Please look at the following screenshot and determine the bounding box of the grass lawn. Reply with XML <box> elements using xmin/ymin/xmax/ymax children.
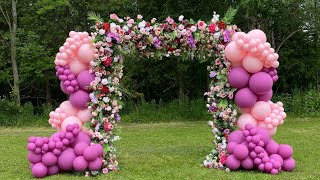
<box><xmin>0</xmin><ymin>117</ymin><xmax>319</xmax><ymax>180</ymax></box>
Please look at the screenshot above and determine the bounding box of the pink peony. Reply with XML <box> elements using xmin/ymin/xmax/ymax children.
<box><xmin>197</xmin><ymin>21</ymin><xmax>207</xmax><ymax>31</ymax></box>
<box><xmin>137</xmin><ymin>14</ymin><xmax>143</xmax><ymax>19</ymax></box>
<box><xmin>166</xmin><ymin>17</ymin><xmax>174</xmax><ymax>24</ymax></box>
<box><xmin>110</xmin><ymin>13</ymin><xmax>119</xmax><ymax>20</ymax></box>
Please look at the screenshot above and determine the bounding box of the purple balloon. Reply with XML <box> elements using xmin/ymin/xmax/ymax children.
<box><xmin>59</xmin><ymin>75</ymin><xmax>67</xmax><ymax>81</ymax></box>
<box><xmin>226</xmin><ymin>155</ymin><xmax>241</xmax><ymax>170</ymax></box>
<box><xmin>63</xmin><ymin>80</ymin><xmax>71</xmax><ymax>86</ymax></box>
<box><xmin>27</xmin><ymin>143</ymin><xmax>36</xmax><ymax>151</ymax></box>
<box><xmin>227</xmin><ymin>130</ymin><xmax>245</xmax><ymax>144</ymax></box>
<box><xmin>93</xmin><ymin>144</ymin><xmax>104</xmax><ymax>156</ymax></box>
<box><xmin>47</xmin><ymin>165</ymin><xmax>59</xmax><ymax>175</ymax></box>
<box><xmin>233</xmin><ymin>144</ymin><xmax>249</xmax><ymax>160</ymax></box>
<box><xmin>249</xmin><ymin>72</ymin><xmax>273</xmax><ymax>95</ymax></box>
<box><xmin>88</xmin><ymin>157</ymin><xmax>103</xmax><ymax>171</ymax></box>
<box><xmin>256</xmin><ymin>127</ymin><xmax>271</xmax><ymax>145</ymax></box>
<box><xmin>42</xmin><ymin>152</ymin><xmax>57</xmax><ymax>167</ymax></box>
<box><xmin>278</xmin><ymin>144</ymin><xmax>293</xmax><ymax>159</ymax></box>
<box><xmin>31</xmin><ymin>163</ymin><xmax>48</xmax><ymax>178</ymax></box>
<box><xmin>57</xmin><ymin>148</ymin><xmax>76</xmax><ymax>171</ymax></box>
<box><xmin>270</xmin><ymin>154</ymin><xmax>283</xmax><ymax>166</ymax></box>
<box><xmin>257</xmin><ymin>89</ymin><xmax>273</xmax><ymax>101</ymax></box>
<box><xmin>282</xmin><ymin>157</ymin><xmax>295</xmax><ymax>171</ymax></box>
<box><xmin>83</xmin><ymin>146</ymin><xmax>99</xmax><ymax>161</ymax></box>
<box><xmin>69</xmin><ymin>90</ymin><xmax>90</xmax><ymax>109</ymax></box>
<box><xmin>57</xmin><ymin>68</ymin><xmax>64</xmax><ymax>74</ymax></box>
<box><xmin>73</xmin><ymin>156</ymin><xmax>88</xmax><ymax>171</ymax></box>
<box><xmin>227</xmin><ymin>142</ymin><xmax>237</xmax><ymax>154</ymax></box>
<box><xmin>71</xmin><ymin>132</ymin><xmax>91</xmax><ymax>147</ymax></box>
<box><xmin>28</xmin><ymin>151</ymin><xmax>42</xmax><ymax>164</ymax></box>
<box><xmin>60</xmin><ymin>82</ymin><xmax>70</xmax><ymax>95</ymax></box>
<box><xmin>66</xmin><ymin>86</ymin><xmax>75</xmax><ymax>93</ymax></box>
<box><xmin>64</xmin><ymin>69</ymin><xmax>71</xmax><ymax>75</ymax></box>
<box><xmin>265</xmin><ymin>140</ymin><xmax>279</xmax><ymax>155</ymax></box>
<box><xmin>228</xmin><ymin>67</ymin><xmax>250</xmax><ymax>89</ymax></box>
<box><xmin>241</xmin><ymin>157</ymin><xmax>254</xmax><ymax>169</ymax></box>
<box><xmin>77</xmin><ymin>70</ymin><xmax>95</xmax><ymax>92</ymax></box>
<box><xmin>235</xmin><ymin>87</ymin><xmax>257</xmax><ymax>108</ymax></box>
<box><xmin>74</xmin><ymin>142</ymin><xmax>89</xmax><ymax>156</ymax></box>
<box><xmin>68</xmin><ymin>74</ymin><xmax>76</xmax><ymax>81</ymax></box>
<box><xmin>265</xmin><ymin>162</ymin><xmax>273</xmax><ymax>171</ymax></box>
<box><xmin>71</xmin><ymin>80</ymin><xmax>78</xmax><ymax>87</ymax></box>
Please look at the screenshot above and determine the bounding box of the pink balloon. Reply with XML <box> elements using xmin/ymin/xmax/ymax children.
<box><xmin>77</xmin><ymin>109</ymin><xmax>92</xmax><ymax>124</ymax></box>
<box><xmin>237</xmin><ymin>114</ymin><xmax>257</xmax><ymax>130</ymax></box>
<box><xmin>251</xmin><ymin>101</ymin><xmax>271</xmax><ymax>120</ymax></box>
<box><xmin>247</xmin><ymin>29</ymin><xmax>267</xmax><ymax>43</ymax></box>
<box><xmin>69</xmin><ymin>60</ymin><xmax>89</xmax><ymax>76</ymax></box>
<box><xmin>231</xmin><ymin>61</ymin><xmax>242</xmax><ymax>68</ymax></box>
<box><xmin>59</xmin><ymin>101</ymin><xmax>78</xmax><ymax>116</ymax></box>
<box><xmin>78</xmin><ymin>44</ymin><xmax>95</xmax><ymax>64</ymax></box>
<box><xmin>232</xmin><ymin>32</ymin><xmax>246</xmax><ymax>41</ymax></box>
<box><xmin>69</xmin><ymin>90</ymin><xmax>90</xmax><ymax>109</ymax></box>
<box><xmin>61</xmin><ymin>116</ymin><xmax>82</xmax><ymax>132</ymax></box>
<box><xmin>240</xmin><ymin>108</ymin><xmax>251</xmax><ymax>114</ymax></box>
<box><xmin>257</xmin><ymin>121</ymin><xmax>277</xmax><ymax>136</ymax></box>
<box><xmin>242</xmin><ymin>55</ymin><xmax>263</xmax><ymax>73</ymax></box>
<box><xmin>224</xmin><ymin>41</ymin><xmax>246</xmax><ymax>63</ymax></box>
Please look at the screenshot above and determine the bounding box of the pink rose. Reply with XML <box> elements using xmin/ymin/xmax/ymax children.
<box><xmin>110</xmin><ymin>13</ymin><xmax>119</xmax><ymax>20</ymax></box>
<box><xmin>137</xmin><ymin>14</ymin><xmax>143</xmax><ymax>19</ymax></box>
<box><xmin>166</xmin><ymin>17</ymin><xmax>174</xmax><ymax>24</ymax></box>
<box><xmin>197</xmin><ymin>21</ymin><xmax>207</xmax><ymax>31</ymax></box>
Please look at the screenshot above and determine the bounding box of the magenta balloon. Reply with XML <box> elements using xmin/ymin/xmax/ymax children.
<box><xmin>226</xmin><ymin>155</ymin><xmax>241</xmax><ymax>170</ymax></box>
<box><xmin>93</xmin><ymin>144</ymin><xmax>104</xmax><ymax>156</ymax></box>
<box><xmin>74</xmin><ymin>142</ymin><xmax>89</xmax><ymax>156</ymax></box>
<box><xmin>228</xmin><ymin>67</ymin><xmax>250</xmax><ymax>89</ymax></box>
<box><xmin>282</xmin><ymin>157</ymin><xmax>295</xmax><ymax>171</ymax></box>
<box><xmin>57</xmin><ymin>148</ymin><xmax>76</xmax><ymax>171</ymax></box>
<box><xmin>270</xmin><ymin>154</ymin><xmax>284</xmax><ymax>166</ymax></box>
<box><xmin>60</xmin><ymin>82</ymin><xmax>70</xmax><ymax>95</ymax></box>
<box><xmin>241</xmin><ymin>157</ymin><xmax>254</xmax><ymax>169</ymax></box>
<box><xmin>83</xmin><ymin>146</ymin><xmax>99</xmax><ymax>161</ymax></box>
<box><xmin>233</xmin><ymin>144</ymin><xmax>249</xmax><ymax>160</ymax></box>
<box><xmin>278</xmin><ymin>144</ymin><xmax>293</xmax><ymax>159</ymax></box>
<box><xmin>88</xmin><ymin>157</ymin><xmax>103</xmax><ymax>171</ymax></box>
<box><xmin>27</xmin><ymin>143</ymin><xmax>36</xmax><ymax>151</ymax></box>
<box><xmin>77</xmin><ymin>70</ymin><xmax>95</xmax><ymax>92</ymax></box>
<box><xmin>73</xmin><ymin>156</ymin><xmax>88</xmax><ymax>171</ymax></box>
<box><xmin>235</xmin><ymin>88</ymin><xmax>257</xmax><ymax>108</ymax></box>
<box><xmin>257</xmin><ymin>89</ymin><xmax>273</xmax><ymax>101</ymax></box>
<box><xmin>71</xmin><ymin>132</ymin><xmax>91</xmax><ymax>147</ymax></box>
<box><xmin>31</xmin><ymin>163</ymin><xmax>48</xmax><ymax>178</ymax></box>
<box><xmin>28</xmin><ymin>151</ymin><xmax>42</xmax><ymax>164</ymax></box>
<box><xmin>265</xmin><ymin>140</ymin><xmax>279</xmax><ymax>155</ymax></box>
<box><xmin>42</xmin><ymin>152</ymin><xmax>57</xmax><ymax>167</ymax></box>
<box><xmin>256</xmin><ymin>127</ymin><xmax>271</xmax><ymax>144</ymax></box>
<box><xmin>249</xmin><ymin>72</ymin><xmax>273</xmax><ymax>95</ymax></box>
<box><xmin>227</xmin><ymin>141</ymin><xmax>238</xmax><ymax>154</ymax></box>
<box><xmin>69</xmin><ymin>90</ymin><xmax>90</xmax><ymax>109</ymax></box>
<box><xmin>227</xmin><ymin>130</ymin><xmax>245</xmax><ymax>144</ymax></box>
<box><xmin>47</xmin><ymin>165</ymin><xmax>59</xmax><ymax>175</ymax></box>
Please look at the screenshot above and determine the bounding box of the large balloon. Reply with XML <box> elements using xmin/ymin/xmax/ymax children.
<box><xmin>237</xmin><ymin>113</ymin><xmax>257</xmax><ymax>130</ymax></box>
<box><xmin>242</xmin><ymin>55</ymin><xmax>263</xmax><ymax>73</ymax></box>
<box><xmin>247</xmin><ymin>29</ymin><xmax>267</xmax><ymax>43</ymax></box>
<box><xmin>235</xmin><ymin>88</ymin><xmax>257</xmax><ymax>108</ymax></box>
<box><xmin>77</xmin><ymin>109</ymin><xmax>92</xmax><ymax>124</ymax></box>
<box><xmin>69</xmin><ymin>90</ymin><xmax>90</xmax><ymax>109</ymax></box>
<box><xmin>59</xmin><ymin>101</ymin><xmax>78</xmax><ymax>116</ymax></box>
<box><xmin>228</xmin><ymin>67</ymin><xmax>250</xmax><ymax>89</ymax></box>
<box><xmin>257</xmin><ymin>89</ymin><xmax>273</xmax><ymax>101</ymax></box>
<box><xmin>31</xmin><ymin>163</ymin><xmax>48</xmax><ymax>178</ymax></box>
<box><xmin>224</xmin><ymin>41</ymin><xmax>246</xmax><ymax>63</ymax></box>
<box><xmin>76</xmin><ymin>70</ymin><xmax>95</xmax><ymax>92</ymax></box>
<box><xmin>69</xmin><ymin>60</ymin><xmax>89</xmax><ymax>76</ymax></box>
<box><xmin>78</xmin><ymin>44</ymin><xmax>95</xmax><ymax>64</ymax></box>
<box><xmin>251</xmin><ymin>101</ymin><xmax>271</xmax><ymax>120</ymax></box>
<box><xmin>249</xmin><ymin>72</ymin><xmax>273</xmax><ymax>95</ymax></box>
<box><xmin>57</xmin><ymin>148</ymin><xmax>76</xmax><ymax>171</ymax></box>
<box><xmin>61</xmin><ymin>116</ymin><xmax>82</xmax><ymax>132</ymax></box>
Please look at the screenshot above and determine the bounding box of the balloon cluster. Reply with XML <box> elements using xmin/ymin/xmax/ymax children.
<box><xmin>226</xmin><ymin>124</ymin><xmax>295</xmax><ymax>174</ymax></box>
<box><xmin>48</xmin><ymin>101</ymin><xmax>92</xmax><ymax>131</ymax></box>
<box><xmin>27</xmin><ymin>124</ymin><xmax>103</xmax><ymax>178</ymax></box>
<box><xmin>56</xmin><ymin>65</ymin><xmax>79</xmax><ymax>94</ymax></box>
<box><xmin>262</xmin><ymin>68</ymin><xmax>278</xmax><ymax>83</ymax></box>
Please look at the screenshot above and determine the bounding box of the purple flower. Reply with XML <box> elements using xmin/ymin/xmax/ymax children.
<box><xmin>153</xmin><ymin>36</ymin><xmax>161</xmax><ymax>48</ymax></box>
<box><xmin>223</xmin><ymin>30</ymin><xmax>230</xmax><ymax>43</ymax></box>
<box><xmin>107</xmin><ymin>32</ymin><xmax>120</xmax><ymax>43</ymax></box>
<box><xmin>115</xmin><ymin>113</ymin><xmax>121</xmax><ymax>122</ymax></box>
<box><xmin>223</xmin><ymin>129</ymin><xmax>230</xmax><ymax>134</ymax></box>
<box><xmin>187</xmin><ymin>35</ymin><xmax>196</xmax><ymax>48</ymax></box>
<box><xmin>209</xmin><ymin>71</ymin><xmax>217</xmax><ymax>78</ymax></box>
<box><xmin>89</xmin><ymin>93</ymin><xmax>98</xmax><ymax>104</ymax></box>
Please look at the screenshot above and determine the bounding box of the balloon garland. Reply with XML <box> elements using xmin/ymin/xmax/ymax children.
<box><xmin>27</xmin><ymin>12</ymin><xmax>295</xmax><ymax>178</ymax></box>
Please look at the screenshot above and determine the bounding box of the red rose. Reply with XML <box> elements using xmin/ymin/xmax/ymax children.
<box><xmin>218</xmin><ymin>21</ymin><xmax>226</xmax><ymax>29</ymax></box>
<box><xmin>219</xmin><ymin>155</ymin><xmax>227</xmax><ymax>164</ymax></box>
<box><xmin>208</xmin><ymin>23</ymin><xmax>216</xmax><ymax>33</ymax></box>
<box><xmin>101</xmin><ymin>86</ymin><xmax>110</xmax><ymax>94</ymax></box>
<box><xmin>103</xmin><ymin>22</ymin><xmax>110</xmax><ymax>31</ymax></box>
<box><xmin>103</xmin><ymin>122</ymin><xmax>111</xmax><ymax>132</ymax></box>
<box><xmin>103</xmin><ymin>57</ymin><xmax>112</xmax><ymax>67</ymax></box>
<box><xmin>146</xmin><ymin>22</ymin><xmax>150</xmax><ymax>27</ymax></box>
<box><xmin>168</xmin><ymin>46</ymin><xmax>175</xmax><ymax>51</ymax></box>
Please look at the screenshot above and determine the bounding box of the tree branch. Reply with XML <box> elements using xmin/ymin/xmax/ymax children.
<box><xmin>0</xmin><ymin>4</ymin><xmax>12</xmax><ymax>30</ymax></box>
<box><xmin>276</xmin><ymin>29</ymin><xmax>301</xmax><ymax>53</ymax></box>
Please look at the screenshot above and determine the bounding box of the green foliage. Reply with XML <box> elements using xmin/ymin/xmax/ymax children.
<box><xmin>222</xmin><ymin>7</ymin><xmax>238</xmax><ymax>24</ymax></box>
<box><xmin>87</xmin><ymin>11</ymin><xmax>103</xmax><ymax>23</ymax></box>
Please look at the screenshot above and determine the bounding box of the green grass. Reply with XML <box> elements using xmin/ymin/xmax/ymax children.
<box><xmin>0</xmin><ymin>117</ymin><xmax>319</xmax><ymax>180</ymax></box>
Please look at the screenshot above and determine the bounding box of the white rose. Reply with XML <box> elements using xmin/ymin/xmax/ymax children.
<box><xmin>178</xmin><ymin>15</ymin><xmax>184</xmax><ymax>21</ymax></box>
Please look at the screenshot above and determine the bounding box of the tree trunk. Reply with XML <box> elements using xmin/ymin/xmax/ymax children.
<box><xmin>11</xmin><ymin>0</ymin><xmax>20</xmax><ymax>106</ymax></box>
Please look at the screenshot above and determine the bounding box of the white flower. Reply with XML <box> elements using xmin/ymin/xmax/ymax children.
<box><xmin>190</xmin><ymin>26</ymin><xmax>197</xmax><ymax>32</ymax></box>
<box><xmin>208</xmin><ymin>121</ymin><xmax>214</xmax><ymax>126</ymax></box>
<box><xmin>106</xmin><ymin>36</ymin><xmax>112</xmax><ymax>43</ymax></box>
<box><xmin>103</xmin><ymin>97</ymin><xmax>110</xmax><ymax>103</ymax></box>
<box><xmin>140</xmin><ymin>28</ymin><xmax>146</xmax><ymax>34</ymax></box>
<box><xmin>110</xmin><ymin>22</ymin><xmax>117</xmax><ymax>29</ymax></box>
<box><xmin>101</xmin><ymin>78</ymin><xmax>108</xmax><ymax>85</ymax></box>
<box><xmin>118</xmin><ymin>18</ymin><xmax>124</xmax><ymax>23</ymax></box>
<box><xmin>180</xmin><ymin>29</ymin><xmax>187</xmax><ymax>36</ymax></box>
<box><xmin>178</xmin><ymin>15</ymin><xmax>184</xmax><ymax>21</ymax></box>
<box><xmin>109</xmin><ymin>87</ymin><xmax>115</xmax><ymax>92</ymax></box>
<box><xmin>106</xmin><ymin>106</ymin><xmax>112</xmax><ymax>111</ymax></box>
<box><xmin>99</xmin><ymin>29</ymin><xmax>105</xmax><ymax>35</ymax></box>
<box><xmin>214</xmin><ymin>32</ymin><xmax>220</xmax><ymax>39</ymax></box>
<box><xmin>211</xmin><ymin>12</ymin><xmax>220</xmax><ymax>23</ymax></box>
<box><xmin>122</xmin><ymin>25</ymin><xmax>129</xmax><ymax>32</ymax></box>
<box><xmin>138</xmin><ymin>20</ymin><xmax>146</xmax><ymax>28</ymax></box>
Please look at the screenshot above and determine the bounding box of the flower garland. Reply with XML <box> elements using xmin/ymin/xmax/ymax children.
<box><xmin>87</xmin><ymin>9</ymin><xmax>238</xmax><ymax>175</ymax></box>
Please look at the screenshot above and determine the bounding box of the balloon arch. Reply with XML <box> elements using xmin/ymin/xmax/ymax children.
<box><xmin>27</xmin><ymin>11</ymin><xmax>295</xmax><ymax>178</ymax></box>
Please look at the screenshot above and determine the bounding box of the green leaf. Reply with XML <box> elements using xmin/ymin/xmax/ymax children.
<box><xmin>88</xmin><ymin>11</ymin><xmax>103</xmax><ymax>23</ymax></box>
<box><xmin>222</xmin><ymin>7</ymin><xmax>238</xmax><ymax>24</ymax></box>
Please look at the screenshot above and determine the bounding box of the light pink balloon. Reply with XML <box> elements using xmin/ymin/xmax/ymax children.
<box><xmin>59</xmin><ymin>101</ymin><xmax>78</xmax><ymax>116</ymax></box>
<box><xmin>78</xmin><ymin>44</ymin><xmax>95</xmax><ymax>64</ymax></box>
<box><xmin>251</xmin><ymin>101</ymin><xmax>272</xmax><ymax>120</ymax></box>
<box><xmin>69</xmin><ymin>60</ymin><xmax>89</xmax><ymax>76</ymax></box>
<box><xmin>248</xmin><ymin>29</ymin><xmax>267</xmax><ymax>43</ymax></box>
<box><xmin>257</xmin><ymin>121</ymin><xmax>277</xmax><ymax>136</ymax></box>
<box><xmin>242</xmin><ymin>55</ymin><xmax>263</xmax><ymax>73</ymax></box>
<box><xmin>61</xmin><ymin>116</ymin><xmax>82</xmax><ymax>132</ymax></box>
<box><xmin>232</xmin><ymin>32</ymin><xmax>246</xmax><ymax>41</ymax></box>
<box><xmin>77</xmin><ymin>109</ymin><xmax>92</xmax><ymax>124</ymax></box>
<box><xmin>224</xmin><ymin>41</ymin><xmax>246</xmax><ymax>63</ymax></box>
<box><xmin>237</xmin><ymin>114</ymin><xmax>257</xmax><ymax>130</ymax></box>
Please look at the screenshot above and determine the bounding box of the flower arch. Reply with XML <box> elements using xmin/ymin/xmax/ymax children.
<box><xmin>27</xmin><ymin>9</ymin><xmax>295</xmax><ymax>178</ymax></box>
